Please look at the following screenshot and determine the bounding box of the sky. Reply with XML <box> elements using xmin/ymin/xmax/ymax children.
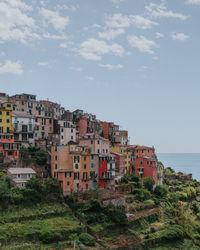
<box><xmin>0</xmin><ymin>0</ymin><xmax>200</xmax><ymax>153</ymax></box>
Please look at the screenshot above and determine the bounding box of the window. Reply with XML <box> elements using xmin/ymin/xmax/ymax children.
<box><xmin>67</xmin><ymin>181</ymin><xmax>70</xmax><ymax>186</ymax></box>
<box><xmin>84</xmin><ymin>156</ymin><xmax>86</xmax><ymax>161</ymax></box>
<box><xmin>29</xmin><ymin>124</ymin><xmax>32</xmax><ymax>131</ymax></box>
<box><xmin>97</xmin><ymin>140</ymin><xmax>100</xmax><ymax>144</ymax></box>
<box><xmin>0</xmin><ymin>119</ymin><xmax>2</xmax><ymax>122</ymax></box>
<box><xmin>91</xmin><ymin>163</ymin><xmax>94</xmax><ymax>168</ymax></box>
<box><xmin>35</xmin><ymin>133</ymin><xmax>37</xmax><ymax>137</ymax></box>
<box><xmin>91</xmin><ymin>155</ymin><xmax>94</xmax><ymax>160</ymax></box>
<box><xmin>71</xmin><ymin>129</ymin><xmax>73</xmax><ymax>133</ymax></box>
<box><xmin>0</xmin><ymin>127</ymin><xmax>3</xmax><ymax>133</ymax></box>
<box><xmin>42</xmin><ymin>126</ymin><xmax>45</xmax><ymax>130</ymax></box>
<box><xmin>91</xmin><ymin>140</ymin><xmax>93</xmax><ymax>144</ymax></box>
<box><xmin>7</xmin><ymin>127</ymin><xmax>10</xmax><ymax>133</ymax></box>
<box><xmin>75</xmin><ymin>164</ymin><xmax>78</xmax><ymax>169</ymax></box>
<box><xmin>74</xmin><ymin>172</ymin><xmax>79</xmax><ymax>180</ymax></box>
<box><xmin>49</xmin><ymin>119</ymin><xmax>52</xmax><ymax>124</ymax></box>
<box><xmin>8</xmin><ymin>151</ymin><xmax>13</xmax><ymax>156</ymax></box>
<box><xmin>6</xmin><ymin>119</ymin><xmax>10</xmax><ymax>123</ymax></box>
<box><xmin>65</xmin><ymin>172</ymin><xmax>71</xmax><ymax>178</ymax></box>
<box><xmin>55</xmin><ymin>164</ymin><xmax>57</xmax><ymax>169</ymax></box>
<box><xmin>86</xmin><ymin>184</ymin><xmax>88</xmax><ymax>190</ymax></box>
<box><xmin>7</xmin><ymin>104</ymin><xmax>11</xmax><ymax>108</ymax></box>
<box><xmin>77</xmin><ymin>156</ymin><xmax>80</xmax><ymax>162</ymax></box>
<box><xmin>103</xmin><ymin>149</ymin><xmax>105</xmax><ymax>153</ymax></box>
<box><xmin>0</xmin><ymin>111</ymin><xmax>2</xmax><ymax>115</ymax></box>
<box><xmin>84</xmin><ymin>164</ymin><xmax>86</xmax><ymax>169</ymax></box>
<box><xmin>55</xmin><ymin>156</ymin><xmax>57</xmax><ymax>160</ymax></box>
<box><xmin>140</xmin><ymin>161</ymin><xmax>143</xmax><ymax>165</ymax></box>
<box><xmin>6</xmin><ymin>112</ymin><xmax>9</xmax><ymax>116</ymax></box>
<box><xmin>71</xmin><ymin>136</ymin><xmax>73</xmax><ymax>140</ymax></box>
<box><xmin>97</xmin><ymin>149</ymin><xmax>100</xmax><ymax>154</ymax></box>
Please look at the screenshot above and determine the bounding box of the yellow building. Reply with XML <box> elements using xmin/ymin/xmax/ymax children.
<box><xmin>0</xmin><ymin>102</ymin><xmax>13</xmax><ymax>133</ymax></box>
<box><xmin>111</xmin><ymin>145</ymin><xmax>131</xmax><ymax>174</ymax></box>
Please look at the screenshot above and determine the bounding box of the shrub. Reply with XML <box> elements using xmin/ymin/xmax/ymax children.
<box><xmin>133</xmin><ymin>188</ymin><xmax>151</xmax><ymax>201</ymax></box>
<box><xmin>143</xmin><ymin>177</ymin><xmax>155</xmax><ymax>192</ymax></box>
<box><xmin>154</xmin><ymin>185</ymin><xmax>168</xmax><ymax>198</ymax></box>
<box><xmin>79</xmin><ymin>233</ymin><xmax>95</xmax><ymax>246</ymax></box>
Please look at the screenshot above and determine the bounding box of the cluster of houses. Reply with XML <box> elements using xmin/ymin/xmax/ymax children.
<box><xmin>0</xmin><ymin>93</ymin><xmax>164</xmax><ymax>194</ymax></box>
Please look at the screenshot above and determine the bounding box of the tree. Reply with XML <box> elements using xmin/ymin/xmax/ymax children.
<box><xmin>143</xmin><ymin>177</ymin><xmax>155</xmax><ymax>192</ymax></box>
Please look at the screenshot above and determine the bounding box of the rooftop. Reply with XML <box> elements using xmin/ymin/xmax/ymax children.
<box><xmin>7</xmin><ymin>168</ymin><xmax>36</xmax><ymax>175</ymax></box>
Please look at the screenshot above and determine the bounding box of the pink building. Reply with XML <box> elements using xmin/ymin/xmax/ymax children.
<box><xmin>79</xmin><ymin>133</ymin><xmax>110</xmax><ymax>155</ymax></box>
<box><xmin>0</xmin><ymin>134</ymin><xmax>20</xmax><ymax>158</ymax></box>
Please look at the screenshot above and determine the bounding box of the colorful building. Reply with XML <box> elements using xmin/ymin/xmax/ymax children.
<box><xmin>0</xmin><ymin>133</ymin><xmax>20</xmax><ymax>159</ymax></box>
<box><xmin>99</xmin><ymin>155</ymin><xmax>116</xmax><ymax>189</ymax></box>
<box><xmin>79</xmin><ymin>133</ymin><xmax>110</xmax><ymax>155</ymax></box>
<box><xmin>51</xmin><ymin>143</ymin><xmax>91</xmax><ymax>195</ymax></box>
<box><xmin>0</xmin><ymin>102</ymin><xmax>13</xmax><ymax>134</ymax></box>
<box><xmin>134</xmin><ymin>157</ymin><xmax>163</xmax><ymax>184</ymax></box>
<box><xmin>111</xmin><ymin>145</ymin><xmax>131</xmax><ymax>174</ymax></box>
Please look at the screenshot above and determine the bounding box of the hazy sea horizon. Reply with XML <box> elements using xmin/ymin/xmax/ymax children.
<box><xmin>157</xmin><ymin>153</ymin><xmax>200</xmax><ymax>181</ymax></box>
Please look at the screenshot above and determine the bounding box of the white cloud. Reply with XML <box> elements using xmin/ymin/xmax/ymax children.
<box><xmin>4</xmin><ymin>0</ymin><xmax>33</xmax><ymax>11</ymax></box>
<box><xmin>145</xmin><ymin>2</ymin><xmax>188</xmax><ymax>20</ymax></box>
<box><xmin>98</xmin><ymin>29</ymin><xmax>125</xmax><ymax>40</ymax></box>
<box><xmin>127</xmin><ymin>35</ymin><xmax>159</xmax><ymax>54</ymax></box>
<box><xmin>59</xmin><ymin>41</ymin><xmax>74</xmax><ymax>48</ymax></box>
<box><xmin>0</xmin><ymin>0</ymin><xmax>40</xmax><ymax>43</ymax></box>
<box><xmin>171</xmin><ymin>32</ymin><xmax>190</xmax><ymax>41</ymax></box>
<box><xmin>186</xmin><ymin>0</ymin><xmax>200</xmax><ymax>4</ymax></box>
<box><xmin>105</xmin><ymin>13</ymin><xmax>158</xmax><ymax>30</ymax></box>
<box><xmin>69</xmin><ymin>66</ymin><xmax>83</xmax><ymax>72</ymax></box>
<box><xmin>40</xmin><ymin>7</ymin><xmax>69</xmax><ymax>32</ymax></box>
<box><xmin>38</xmin><ymin>61</ymin><xmax>49</xmax><ymax>67</ymax></box>
<box><xmin>99</xmin><ymin>63</ymin><xmax>123</xmax><ymax>70</ymax></box>
<box><xmin>43</xmin><ymin>33</ymin><xmax>68</xmax><ymax>40</ymax></box>
<box><xmin>156</xmin><ymin>32</ymin><xmax>164</xmax><ymax>39</ymax></box>
<box><xmin>79</xmin><ymin>38</ymin><xmax>124</xmax><ymax>61</ymax></box>
<box><xmin>0</xmin><ymin>60</ymin><xmax>23</xmax><ymax>75</ymax></box>
<box><xmin>86</xmin><ymin>76</ymin><xmax>94</xmax><ymax>81</ymax></box>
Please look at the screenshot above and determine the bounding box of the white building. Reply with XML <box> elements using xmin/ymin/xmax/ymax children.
<box><xmin>7</xmin><ymin>168</ymin><xmax>36</xmax><ymax>187</ymax></box>
<box><xmin>58</xmin><ymin>120</ymin><xmax>77</xmax><ymax>145</ymax></box>
<box><xmin>12</xmin><ymin>115</ymin><xmax>39</xmax><ymax>146</ymax></box>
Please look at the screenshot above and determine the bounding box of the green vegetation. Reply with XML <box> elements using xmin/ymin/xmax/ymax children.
<box><xmin>79</xmin><ymin>233</ymin><xmax>96</xmax><ymax>246</ymax></box>
<box><xmin>20</xmin><ymin>146</ymin><xmax>47</xmax><ymax>166</ymax></box>
<box><xmin>2</xmin><ymin>167</ymin><xmax>200</xmax><ymax>249</ymax></box>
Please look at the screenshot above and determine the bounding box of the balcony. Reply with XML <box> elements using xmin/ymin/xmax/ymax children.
<box><xmin>100</xmin><ymin>175</ymin><xmax>114</xmax><ymax>180</ymax></box>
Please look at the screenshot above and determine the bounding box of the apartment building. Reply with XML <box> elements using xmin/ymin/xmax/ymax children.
<box><xmin>51</xmin><ymin>143</ymin><xmax>91</xmax><ymax>195</ymax></box>
<box><xmin>0</xmin><ymin>102</ymin><xmax>13</xmax><ymax>134</ymax></box>
<box><xmin>79</xmin><ymin>133</ymin><xmax>110</xmax><ymax>155</ymax></box>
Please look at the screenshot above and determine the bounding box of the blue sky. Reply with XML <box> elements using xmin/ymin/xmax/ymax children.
<box><xmin>0</xmin><ymin>0</ymin><xmax>200</xmax><ymax>153</ymax></box>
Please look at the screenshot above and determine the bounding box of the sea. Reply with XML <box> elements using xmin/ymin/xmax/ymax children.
<box><xmin>157</xmin><ymin>153</ymin><xmax>200</xmax><ymax>181</ymax></box>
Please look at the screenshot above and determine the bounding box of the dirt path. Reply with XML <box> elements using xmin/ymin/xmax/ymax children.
<box><xmin>128</xmin><ymin>207</ymin><xmax>159</xmax><ymax>221</ymax></box>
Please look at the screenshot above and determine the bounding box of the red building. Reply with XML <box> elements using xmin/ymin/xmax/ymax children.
<box><xmin>134</xmin><ymin>146</ymin><xmax>155</xmax><ymax>158</ymax></box>
<box><xmin>99</xmin><ymin>156</ymin><xmax>108</xmax><ymax>189</ymax></box>
<box><xmin>134</xmin><ymin>157</ymin><xmax>158</xmax><ymax>183</ymax></box>
<box><xmin>0</xmin><ymin>134</ymin><xmax>20</xmax><ymax>159</ymax></box>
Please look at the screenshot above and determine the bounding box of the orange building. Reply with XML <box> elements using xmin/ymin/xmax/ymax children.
<box><xmin>51</xmin><ymin>143</ymin><xmax>91</xmax><ymax>195</ymax></box>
